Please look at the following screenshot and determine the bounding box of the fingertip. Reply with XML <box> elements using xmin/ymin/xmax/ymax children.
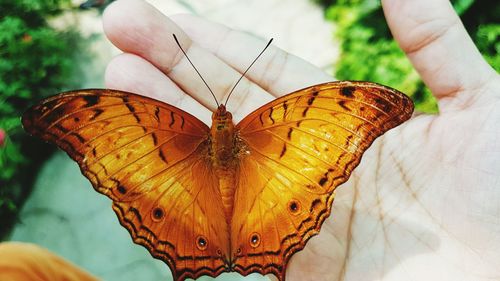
<box><xmin>382</xmin><ymin>0</ymin><xmax>456</xmax><ymax>56</ymax></box>
<box><xmin>104</xmin><ymin>53</ymin><xmax>133</xmax><ymax>89</ymax></box>
<box><xmin>382</xmin><ymin>0</ymin><xmax>496</xmax><ymax>107</ymax></box>
<box><xmin>103</xmin><ymin>0</ymin><xmax>148</xmax><ymax>53</ymax></box>
<box><xmin>102</xmin><ymin>0</ymin><xmax>147</xmax><ymax>41</ymax></box>
<box><xmin>102</xmin><ymin>0</ymin><xmax>188</xmax><ymax>72</ymax></box>
<box><xmin>104</xmin><ymin>53</ymin><xmax>169</xmax><ymax>99</ymax></box>
<box><xmin>101</xmin><ymin>0</ymin><xmax>122</xmax><ymax>22</ymax></box>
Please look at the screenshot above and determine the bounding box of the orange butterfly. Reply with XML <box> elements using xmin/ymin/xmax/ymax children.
<box><xmin>22</xmin><ymin>38</ymin><xmax>413</xmax><ymax>281</ymax></box>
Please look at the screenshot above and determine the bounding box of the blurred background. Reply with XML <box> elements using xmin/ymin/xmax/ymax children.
<box><xmin>0</xmin><ymin>0</ymin><xmax>498</xmax><ymax>280</ymax></box>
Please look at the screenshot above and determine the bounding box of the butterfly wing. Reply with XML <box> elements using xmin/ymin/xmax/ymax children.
<box><xmin>231</xmin><ymin>81</ymin><xmax>414</xmax><ymax>280</ymax></box>
<box><xmin>22</xmin><ymin>90</ymin><xmax>230</xmax><ymax>281</ymax></box>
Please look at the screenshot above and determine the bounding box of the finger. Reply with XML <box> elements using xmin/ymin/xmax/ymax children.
<box><xmin>105</xmin><ymin>53</ymin><xmax>212</xmax><ymax>124</ymax></box>
<box><xmin>170</xmin><ymin>14</ymin><xmax>333</xmax><ymax>97</ymax></box>
<box><xmin>382</xmin><ymin>0</ymin><xmax>498</xmax><ymax>109</ymax></box>
<box><xmin>102</xmin><ymin>0</ymin><xmax>274</xmax><ymax>121</ymax></box>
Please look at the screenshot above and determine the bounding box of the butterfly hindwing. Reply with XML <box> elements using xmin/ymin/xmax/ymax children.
<box><xmin>231</xmin><ymin>81</ymin><xmax>414</xmax><ymax>278</ymax></box>
<box><xmin>22</xmin><ymin>89</ymin><xmax>230</xmax><ymax>281</ymax></box>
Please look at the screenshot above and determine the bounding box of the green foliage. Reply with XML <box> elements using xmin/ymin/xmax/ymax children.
<box><xmin>476</xmin><ymin>24</ymin><xmax>500</xmax><ymax>68</ymax></box>
<box><xmin>0</xmin><ymin>0</ymin><xmax>86</xmax><ymax>239</ymax></box>
<box><xmin>322</xmin><ymin>0</ymin><xmax>499</xmax><ymax>113</ymax></box>
<box><xmin>460</xmin><ymin>1</ymin><xmax>500</xmax><ymax>70</ymax></box>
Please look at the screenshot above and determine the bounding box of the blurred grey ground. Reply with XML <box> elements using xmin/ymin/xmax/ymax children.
<box><xmin>9</xmin><ymin>0</ymin><xmax>337</xmax><ymax>280</ymax></box>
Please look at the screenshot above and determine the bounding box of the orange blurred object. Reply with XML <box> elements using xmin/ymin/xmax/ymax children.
<box><xmin>0</xmin><ymin>242</ymin><xmax>99</xmax><ymax>281</ymax></box>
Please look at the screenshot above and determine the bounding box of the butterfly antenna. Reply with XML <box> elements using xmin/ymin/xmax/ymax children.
<box><xmin>224</xmin><ymin>38</ymin><xmax>274</xmax><ymax>107</ymax></box>
<box><xmin>173</xmin><ymin>34</ymin><xmax>219</xmax><ymax>107</ymax></box>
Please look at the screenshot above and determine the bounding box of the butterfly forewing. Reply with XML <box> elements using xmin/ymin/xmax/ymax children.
<box><xmin>22</xmin><ymin>89</ymin><xmax>230</xmax><ymax>281</ymax></box>
<box><xmin>231</xmin><ymin>81</ymin><xmax>413</xmax><ymax>279</ymax></box>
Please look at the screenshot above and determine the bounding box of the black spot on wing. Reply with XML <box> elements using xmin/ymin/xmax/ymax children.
<box><xmin>269</xmin><ymin>107</ymin><xmax>275</xmax><ymax>124</ymax></box>
<box><xmin>302</xmin><ymin>107</ymin><xmax>309</xmax><ymax>117</ymax></box>
<box><xmin>118</xmin><ymin>185</ymin><xmax>127</xmax><ymax>194</ymax></box>
<box><xmin>159</xmin><ymin>149</ymin><xmax>167</xmax><ymax>163</ymax></box>
<box><xmin>310</xmin><ymin>198</ymin><xmax>322</xmax><ymax>212</ymax></box>
<box><xmin>307</xmin><ymin>91</ymin><xmax>318</xmax><ymax>105</ymax></box>
<box><xmin>124</xmin><ymin>100</ymin><xmax>135</xmax><ymax>112</ymax></box>
<box><xmin>55</xmin><ymin>124</ymin><xmax>69</xmax><ymax>133</ymax></box>
<box><xmin>374</xmin><ymin>98</ymin><xmax>391</xmax><ymax>112</ymax></box>
<box><xmin>90</xmin><ymin>108</ymin><xmax>104</xmax><ymax>121</ymax></box>
<box><xmin>302</xmin><ymin>91</ymin><xmax>319</xmax><ymax>117</ymax></box>
<box><xmin>122</xmin><ymin>97</ymin><xmax>141</xmax><ymax>122</ymax></box>
<box><xmin>279</xmin><ymin>144</ymin><xmax>287</xmax><ymax>158</ymax></box>
<box><xmin>318</xmin><ymin>177</ymin><xmax>328</xmax><ymax>186</ymax></box>
<box><xmin>402</xmin><ymin>96</ymin><xmax>409</xmax><ymax>108</ymax></box>
<box><xmin>340</xmin><ymin>86</ymin><xmax>355</xmax><ymax>98</ymax></box>
<box><xmin>83</xmin><ymin>95</ymin><xmax>99</xmax><ymax>107</ymax></box>
<box><xmin>152</xmin><ymin>132</ymin><xmax>158</xmax><ymax>146</ymax></box>
<box><xmin>128</xmin><ymin>206</ymin><xmax>143</xmax><ymax>223</ymax></box>
<box><xmin>71</xmin><ymin>132</ymin><xmax>85</xmax><ymax>143</ymax></box>
<box><xmin>169</xmin><ymin>111</ymin><xmax>175</xmax><ymax>128</ymax></box>
<box><xmin>154</xmin><ymin>107</ymin><xmax>161</xmax><ymax>122</ymax></box>
<box><xmin>319</xmin><ymin>168</ymin><xmax>335</xmax><ymax>187</ymax></box>
<box><xmin>282</xmin><ymin>100</ymin><xmax>288</xmax><ymax>119</ymax></box>
<box><xmin>338</xmin><ymin>100</ymin><xmax>350</xmax><ymax>111</ymax></box>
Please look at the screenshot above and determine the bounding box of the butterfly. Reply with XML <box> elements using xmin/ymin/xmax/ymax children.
<box><xmin>22</xmin><ymin>37</ymin><xmax>413</xmax><ymax>281</ymax></box>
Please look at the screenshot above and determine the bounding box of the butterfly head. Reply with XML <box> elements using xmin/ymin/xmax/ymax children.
<box><xmin>212</xmin><ymin>105</ymin><xmax>233</xmax><ymax>130</ymax></box>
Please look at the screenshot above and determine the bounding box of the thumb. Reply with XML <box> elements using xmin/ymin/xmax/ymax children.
<box><xmin>382</xmin><ymin>0</ymin><xmax>498</xmax><ymax>111</ymax></box>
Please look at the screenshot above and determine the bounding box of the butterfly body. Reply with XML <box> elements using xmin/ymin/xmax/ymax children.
<box><xmin>210</xmin><ymin>104</ymin><xmax>241</xmax><ymax>222</ymax></box>
<box><xmin>22</xmin><ymin>81</ymin><xmax>413</xmax><ymax>281</ymax></box>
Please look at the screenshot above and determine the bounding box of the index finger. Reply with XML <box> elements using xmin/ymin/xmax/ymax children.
<box><xmin>103</xmin><ymin>0</ymin><xmax>274</xmax><ymax>121</ymax></box>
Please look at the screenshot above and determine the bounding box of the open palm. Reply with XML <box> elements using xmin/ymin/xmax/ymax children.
<box><xmin>103</xmin><ymin>0</ymin><xmax>500</xmax><ymax>280</ymax></box>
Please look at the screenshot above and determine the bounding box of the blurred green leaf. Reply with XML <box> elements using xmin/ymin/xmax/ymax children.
<box><xmin>0</xmin><ymin>0</ymin><xmax>87</xmax><ymax>239</ymax></box>
<box><xmin>452</xmin><ymin>0</ymin><xmax>474</xmax><ymax>15</ymax></box>
<box><xmin>476</xmin><ymin>24</ymin><xmax>500</xmax><ymax>71</ymax></box>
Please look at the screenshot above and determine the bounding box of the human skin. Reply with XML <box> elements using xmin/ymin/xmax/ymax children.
<box><xmin>102</xmin><ymin>0</ymin><xmax>500</xmax><ymax>280</ymax></box>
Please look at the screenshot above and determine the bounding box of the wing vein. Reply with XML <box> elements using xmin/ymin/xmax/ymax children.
<box><xmin>97</xmin><ymin>137</ymin><xmax>204</xmax><ymax>193</ymax></box>
<box><xmin>240</xmin><ymin>118</ymin><xmax>363</xmax><ymax>138</ymax></box>
<box><xmin>264</xmin><ymin>128</ymin><xmax>355</xmax><ymax>162</ymax></box>
<box><xmin>83</xmin><ymin>129</ymin><xmax>161</xmax><ymax>166</ymax></box>
<box><xmin>245</xmin><ymin>150</ymin><xmax>326</xmax><ymax>195</ymax></box>
<box><xmin>87</xmin><ymin>133</ymin><xmax>179</xmax><ymax>180</ymax></box>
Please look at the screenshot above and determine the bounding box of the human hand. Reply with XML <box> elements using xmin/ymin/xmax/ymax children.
<box><xmin>102</xmin><ymin>0</ymin><xmax>500</xmax><ymax>280</ymax></box>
